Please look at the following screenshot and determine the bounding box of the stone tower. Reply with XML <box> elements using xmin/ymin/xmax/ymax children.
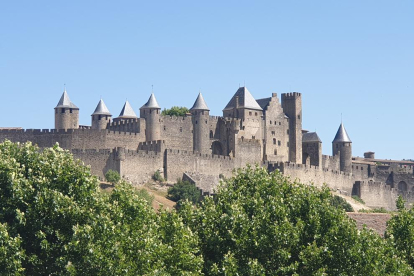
<box><xmin>91</xmin><ymin>99</ymin><xmax>112</xmax><ymax>130</ymax></box>
<box><xmin>281</xmin><ymin>92</ymin><xmax>302</xmax><ymax>163</ymax></box>
<box><xmin>332</xmin><ymin>123</ymin><xmax>352</xmax><ymax>173</ymax></box>
<box><xmin>54</xmin><ymin>88</ymin><xmax>79</xmax><ymax>130</ymax></box>
<box><xmin>190</xmin><ymin>92</ymin><xmax>210</xmax><ymax>154</ymax></box>
<box><xmin>302</xmin><ymin>132</ymin><xmax>322</xmax><ymax>167</ymax></box>
<box><xmin>140</xmin><ymin>93</ymin><xmax>161</xmax><ymax>141</ymax></box>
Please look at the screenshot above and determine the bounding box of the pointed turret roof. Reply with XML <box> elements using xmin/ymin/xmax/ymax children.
<box><xmin>223</xmin><ymin>87</ymin><xmax>262</xmax><ymax>111</ymax></box>
<box><xmin>55</xmin><ymin>89</ymin><xmax>78</xmax><ymax>109</ymax></box>
<box><xmin>190</xmin><ymin>92</ymin><xmax>209</xmax><ymax>111</ymax></box>
<box><xmin>118</xmin><ymin>100</ymin><xmax>137</xmax><ymax>118</ymax></box>
<box><xmin>92</xmin><ymin>99</ymin><xmax>111</xmax><ymax>116</ymax></box>
<box><xmin>333</xmin><ymin>123</ymin><xmax>352</xmax><ymax>143</ymax></box>
<box><xmin>141</xmin><ymin>93</ymin><xmax>160</xmax><ymax>109</ymax></box>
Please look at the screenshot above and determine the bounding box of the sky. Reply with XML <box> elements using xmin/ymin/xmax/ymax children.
<box><xmin>0</xmin><ymin>1</ymin><xmax>413</xmax><ymax>160</ymax></box>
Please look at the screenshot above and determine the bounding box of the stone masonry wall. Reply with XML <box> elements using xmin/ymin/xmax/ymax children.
<box><xmin>161</xmin><ymin>116</ymin><xmax>193</xmax><ymax>151</ymax></box>
<box><xmin>0</xmin><ymin>129</ymin><xmax>144</xmax><ymax>151</ymax></box>
<box><xmin>165</xmin><ymin>149</ymin><xmax>234</xmax><ymax>182</ymax></box>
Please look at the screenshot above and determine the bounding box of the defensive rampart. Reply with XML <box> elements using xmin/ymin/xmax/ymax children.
<box><xmin>165</xmin><ymin>149</ymin><xmax>234</xmax><ymax>182</ymax></box>
<box><xmin>0</xmin><ymin>129</ymin><xmax>143</xmax><ymax>150</ymax></box>
<box><xmin>266</xmin><ymin>162</ymin><xmax>354</xmax><ymax>195</ymax></box>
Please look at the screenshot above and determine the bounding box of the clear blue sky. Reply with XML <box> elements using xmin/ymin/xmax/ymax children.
<box><xmin>0</xmin><ymin>1</ymin><xmax>413</xmax><ymax>160</ymax></box>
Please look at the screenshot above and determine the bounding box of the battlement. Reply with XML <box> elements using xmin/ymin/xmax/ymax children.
<box><xmin>72</xmin><ymin>148</ymin><xmax>115</xmax><ymax>155</ymax></box>
<box><xmin>281</xmin><ymin>92</ymin><xmax>302</xmax><ymax>99</ymax></box>
<box><xmin>238</xmin><ymin>137</ymin><xmax>261</xmax><ymax>144</ymax></box>
<box><xmin>138</xmin><ymin>140</ymin><xmax>165</xmax><ymax>152</ymax></box>
<box><xmin>166</xmin><ymin>148</ymin><xmax>232</xmax><ymax>160</ymax></box>
<box><xmin>109</xmin><ymin>118</ymin><xmax>140</xmax><ymax>126</ymax></box>
<box><xmin>162</xmin><ymin>115</ymin><xmax>191</xmax><ymax>122</ymax></box>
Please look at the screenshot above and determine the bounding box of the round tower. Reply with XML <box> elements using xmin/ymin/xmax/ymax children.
<box><xmin>140</xmin><ymin>93</ymin><xmax>161</xmax><ymax>141</ymax></box>
<box><xmin>332</xmin><ymin>123</ymin><xmax>352</xmax><ymax>173</ymax></box>
<box><xmin>91</xmin><ymin>99</ymin><xmax>112</xmax><ymax>130</ymax></box>
<box><xmin>54</xmin><ymin>88</ymin><xmax>79</xmax><ymax>130</ymax></box>
<box><xmin>190</xmin><ymin>92</ymin><xmax>210</xmax><ymax>154</ymax></box>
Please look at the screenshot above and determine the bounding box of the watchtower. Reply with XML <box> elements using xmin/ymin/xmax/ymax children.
<box><xmin>140</xmin><ymin>93</ymin><xmax>161</xmax><ymax>141</ymax></box>
<box><xmin>190</xmin><ymin>92</ymin><xmax>210</xmax><ymax>154</ymax></box>
<box><xmin>281</xmin><ymin>92</ymin><xmax>302</xmax><ymax>163</ymax></box>
<box><xmin>332</xmin><ymin>123</ymin><xmax>352</xmax><ymax>173</ymax></box>
<box><xmin>54</xmin><ymin>88</ymin><xmax>79</xmax><ymax>130</ymax></box>
<box><xmin>91</xmin><ymin>99</ymin><xmax>112</xmax><ymax>130</ymax></box>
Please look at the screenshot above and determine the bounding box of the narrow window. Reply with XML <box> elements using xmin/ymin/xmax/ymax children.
<box><xmin>164</xmin><ymin>126</ymin><xmax>166</xmax><ymax>131</ymax></box>
<box><xmin>249</xmin><ymin>112</ymin><xmax>252</xmax><ymax>116</ymax></box>
<box><xmin>180</xmin><ymin>127</ymin><xmax>182</xmax><ymax>132</ymax></box>
<box><xmin>196</xmin><ymin>121</ymin><xmax>198</xmax><ymax>124</ymax></box>
<box><xmin>61</xmin><ymin>108</ymin><xmax>65</xmax><ymax>113</ymax></box>
<box><xmin>255</xmin><ymin>112</ymin><xmax>257</xmax><ymax>116</ymax></box>
<box><xmin>273</xmin><ymin>138</ymin><xmax>276</xmax><ymax>145</ymax></box>
<box><xmin>298</xmin><ymin>115</ymin><xmax>301</xmax><ymax>119</ymax></box>
<box><xmin>274</xmin><ymin>149</ymin><xmax>277</xmax><ymax>155</ymax></box>
<box><xmin>210</xmin><ymin>130</ymin><xmax>213</xmax><ymax>138</ymax></box>
<box><xmin>70</xmin><ymin>108</ymin><xmax>73</xmax><ymax>113</ymax></box>
<box><xmin>270</xmin><ymin>120</ymin><xmax>272</xmax><ymax>125</ymax></box>
<box><xmin>278</xmin><ymin>140</ymin><xmax>281</xmax><ymax>146</ymax></box>
<box><xmin>287</xmin><ymin>129</ymin><xmax>289</xmax><ymax>134</ymax></box>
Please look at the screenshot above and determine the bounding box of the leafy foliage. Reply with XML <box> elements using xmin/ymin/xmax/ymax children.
<box><xmin>352</xmin><ymin>195</ymin><xmax>365</xmax><ymax>204</ymax></box>
<box><xmin>135</xmin><ymin>188</ymin><xmax>154</xmax><ymax>206</ymax></box>
<box><xmin>167</xmin><ymin>180</ymin><xmax>201</xmax><ymax>209</ymax></box>
<box><xmin>152</xmin><ymin>169</ymin><xmax>164</xmax><ymax>182</ymax></box>
<box><xmin>330</xmin><ymin>195</ymin><xmax>354</xmax><ymax>212</ymax></box>
<box><xmin>0</xmin><ymin>140</ymin><xmax>202</xmax><ymax>275</ymax></box>
<box><xmin>161</xmin><ymin>106</ymin><xmax>189</xmax><ymax>116</ymax></box>
<box><xmin>105</xmin><ymin>169</ymin><xmax>120</xmax><ymax>184</ymax></box>
<box><xmin>179</xmin><ymin>166</ymin><xmax>413</xmax><ymax>275</ymax></box>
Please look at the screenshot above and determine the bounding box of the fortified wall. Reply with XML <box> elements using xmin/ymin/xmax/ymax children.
<box><xmin>0</xmin><ymin>128</ymin><xmax>144</xmax><ymax>150</ymax></box>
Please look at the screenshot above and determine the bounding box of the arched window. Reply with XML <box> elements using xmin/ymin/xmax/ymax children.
<box><xmin>209</xmin><ymin>130</ymin><xmax>213</xmax><ymax>138</ymax></box>
<box><xmin>273</xmin><ymin>138</ymin><xmax>276</xmax><ymax>145</ymax></box>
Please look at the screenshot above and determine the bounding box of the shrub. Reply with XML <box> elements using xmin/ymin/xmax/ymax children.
<box><xmin>136</xmin><ymin>189</ymin><xmax>154</xmax><ymax>206</ymax></box>
<box><xmin>331</xmin><ymin>195</ymin><xmax>354</xmax><ymax>212</ymax></box>
<box><xmin>153</xmin><ymin>170</ymin><xmax>164</xmax><ymax>182</ymax></box>
<box><xmin>105</xmin><ymin>169</ymin><xmax>120</xmax><ymax>184</ymax></box>
<box><xmin>167</xmin><ymin>179</ymin><xmax>201</xmax><ymax>208</ymax></box>
<box><xmin>352</xmin><ymin>195</ymin><xmax>365</xmax><ymax>204</ymax></box>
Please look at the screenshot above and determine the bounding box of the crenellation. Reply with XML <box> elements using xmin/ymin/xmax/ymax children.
<box><xmin>1</xmin><ymin>86</ymin><xmax>412</xmax><ymax>210</ymax></box>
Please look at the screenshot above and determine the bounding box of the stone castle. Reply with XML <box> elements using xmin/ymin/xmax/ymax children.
<box><xmin>1</xmin><ymin>87</ymin><xmax>413</xmax><ymax>210</ymax></box>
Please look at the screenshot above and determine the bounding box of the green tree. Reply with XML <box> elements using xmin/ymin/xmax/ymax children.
<box><xmin>167</xmin><ymin>179</ymin><xmax>201</xmax><ymax>209</ymax></box>
<box><xmin>330</xmin><ymin>195</ymin><xmax>354</xmax><ymax>212</ymax></box>
<box><xmin>161</xmin><ymin>106</ymin><xmax>189</xmax><ymax>116</ymax></box>
<box><xmin>105</xmin><ymin>169</ymin><xmax>120</xmax><ymax>184</ymax></box>
<box><xmin>0</xmin><ymin>140</ymin><xmax>203</xmax><ymax>275</ymax></box>
<box><xmin>179</xmin><ymin>166</ymin><xmax>412</xmax><ymax>275</ymax></box>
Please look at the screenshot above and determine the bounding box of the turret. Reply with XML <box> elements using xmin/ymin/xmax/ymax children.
<box><xmin>113</xmin><ymin>100</ymin><xmax>138</xmax><ymax>123</ymax></box>
<box><xmin>91</xmin><ymin>99</ymin><xmax>112</xmax><ymax>130</ymax></box>
<box><xmin>140</xmin><ymin>93</ymin><xmax>161</xmax><ymax>141</ymax></box>
<box><xmin>281</xmin><ymin>92</ymin><xmax>302</xmax><ymax>163</ymax></box>
<box><xmin>190</xmin><ymin>92</ymin><xmax>210</xmax><ymax>154</ymax></box>
<box><xmin>54</xmin><ymin>88</ymin><xmax>79</xmax><ymax>130</ymax></box>
<box><xmin>332</xmin><ymin>123</ymin><xmax>352</xmax><ymax>173</ymax></box>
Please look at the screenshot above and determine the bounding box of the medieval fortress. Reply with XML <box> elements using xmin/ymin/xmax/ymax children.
<box><xmin>1</xmin><ymin>87</ymin><xmax>413</xmax><ymax>210</ymax></box>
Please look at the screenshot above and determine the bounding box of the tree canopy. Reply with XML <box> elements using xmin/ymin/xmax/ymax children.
<box><xmin>1</xmin><ymin>141</ymin><xmax>414</xmax><ymax>275</ymax></box>
<box><xmin>0</xmin><ymin>141</ymin><xmax>202</xmax><ymax>275</ymax></box>
<box><xmin>161</xmin><ymin>106</ymin><xmax>189</xmax><ymax>116</ymax></box>
<box><xmin>178</xmin><ymin>166</ymin><xmax>412</xmax><ymax>275</ymax></box>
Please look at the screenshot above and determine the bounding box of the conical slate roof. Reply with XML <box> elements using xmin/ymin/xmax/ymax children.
<box><xmin>333</xmin><ymin>123</ymin><xmax>352</xmax><ymax>143</ymax></box>
<box><xmin>190</xmin><ymin>92</ymin><xmax>209</xmax><ymax>111</ymax></box>
<box><xmin>55</xmin><ymin>89</ymin><xmax>78</xmax><ymax>109</ymax></box>
<box><xmin>223</xmin><ymin>87</ymin><xmax>262</xmax><ymax>111</ymax></box>
<box><xmin>92</xmin><ymin>99</ymin><xmax>111</xmax><ymax>116</ymax></box>
<box><xmin>141</xmin><ymin>93</ymin><xmax>160</xmax><ymax>109</ymax></box>
<box><xmin>118</xmin><ymin>100</ymin><xmax>137</xmax><ymax>118</ymax></box>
